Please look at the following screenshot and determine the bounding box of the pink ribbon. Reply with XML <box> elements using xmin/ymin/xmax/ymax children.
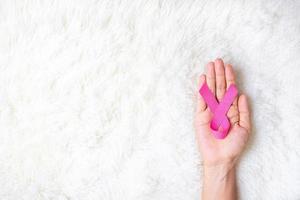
<box><xmin>199</xmin><ymin>83</ymin><xmax>238</xmax><ymax>139</ymax></box>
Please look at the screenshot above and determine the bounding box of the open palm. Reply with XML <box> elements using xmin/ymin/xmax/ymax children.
<box><xmin>194</xmin><ymin>59</ymin><xmax>251</xmax><ymax>166</ymax></box>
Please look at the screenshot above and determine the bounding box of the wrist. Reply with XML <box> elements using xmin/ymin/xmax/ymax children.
<box><xmin>202</xmin><ymin>161</ymin><xmax>237</xmax><ymax>200</ymax></box>
<box><xmin>203</xmin><ymin>161</ymin><xmax>236</xmax><ymax>181</ymax></box>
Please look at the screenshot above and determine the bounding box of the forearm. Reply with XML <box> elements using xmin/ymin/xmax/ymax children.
<box><xmin>202</xmin><ymin>162</ymin><xmax>237</xmax><ymax>200</ymax></box>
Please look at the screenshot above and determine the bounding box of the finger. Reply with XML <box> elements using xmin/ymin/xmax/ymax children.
<box><xmin>215</xmin><ymin>58</ymin><xmax>226</xmax><ymax>101</ymax></box>
<box><xmin>228</xmin><ymin>106</ymin><xmax>239</xmax><ymax>126</ymax></box>
<box><xmin>206</xmin><ymin>62</ymin><xmax>216</xmax><ymax>95</ymax></box>
<box><xmin>225</xmin><ymin>63</ymin><xmax>238</xmax><ymax>107</ymax></box>
<box><xmin>225</xmin><ymin>64</ymin><xmax>235</xmax><ymax>89</ymax></box>
<box><xmin>196</xmin><ymin>74</ymin><xmax>207</xmax><ymax>113</ymax></box>
<box><xmin>238</xmin><ymin>94</ymin><xmax>251</xmax><ymax>133</ymax></box>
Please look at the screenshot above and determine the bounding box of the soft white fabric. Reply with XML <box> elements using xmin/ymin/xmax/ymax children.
<box><xmin>0</xmin><ymin>0</ymin><xmax>300</xmax><ymax>199</ymax></box>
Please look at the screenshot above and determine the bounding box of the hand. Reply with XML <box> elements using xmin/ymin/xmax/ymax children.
<box><xmin>194</xmin><ymin>59</ymin><xmax>251</xmax><ymax>167</ymax></box>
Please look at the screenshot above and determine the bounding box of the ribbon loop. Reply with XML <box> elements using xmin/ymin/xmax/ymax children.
<box><xmin>199</xmin><ymin>83</ymin><xmax>238</xmax><ymax>139</ymax></box>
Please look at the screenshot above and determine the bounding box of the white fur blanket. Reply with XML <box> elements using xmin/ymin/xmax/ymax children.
<box><xmin>0</xmin><ymin>0</ymin><xmax>300</xmax><ymax>199</ymax></box>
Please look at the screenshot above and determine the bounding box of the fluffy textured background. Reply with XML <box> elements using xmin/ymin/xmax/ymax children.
<box><xmin>0</xmin><ymin>0</ymin><xmax>300</xmax><ymax>199</ymax></box>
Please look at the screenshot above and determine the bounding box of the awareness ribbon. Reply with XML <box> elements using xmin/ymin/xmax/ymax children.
<box><xmin>199</xmin><ymin>83</ymin><xmax>238</xmax><ymax>139</ymax></box>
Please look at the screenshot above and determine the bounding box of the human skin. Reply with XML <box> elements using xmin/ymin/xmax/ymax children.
<box><xmin>194</xmin><ymin>59</ymin><xmax>251</xmax><ymax>200</ymax></box>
